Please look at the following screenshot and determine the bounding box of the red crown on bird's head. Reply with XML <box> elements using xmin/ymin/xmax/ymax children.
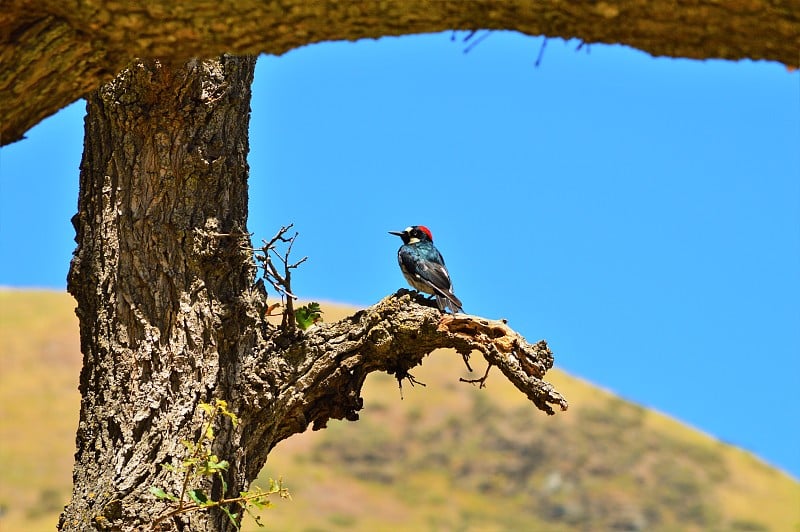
<box><xmin>415</xmin><ymin>225</ymin><xmax>433</xmax><ymax>241</ymax></box>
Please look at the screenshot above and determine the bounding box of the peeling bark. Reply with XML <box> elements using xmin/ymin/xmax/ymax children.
<box><xmin>60</xmin><ymin>54</ymin><xmax>565</xmax><ymax>531</ymax></box>
<box><xmin>2</xmin><ymin>0</ymin><xmax>798</xmax><ymax>145</ymax></box>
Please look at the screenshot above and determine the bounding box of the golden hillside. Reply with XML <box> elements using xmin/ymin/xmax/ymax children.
<box><xmin>1</xmin><ymin>290</ymin><xmax>797</xmax><ymax>531</ymax></box>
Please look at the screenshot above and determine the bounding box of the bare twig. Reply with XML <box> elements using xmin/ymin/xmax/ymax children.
<box><xmin>395</xmin><ymin>367</ymin><xmax>427</xmax><ymax>400</ymax></box>
<box><xmin>462</xmin><ymin>29</ymin><xmax>478</xmax><ymax>42</ymax></box>
<box><xmin>464</xmin><ymin>31</ymin><xmax>491</xmax><ymax>53</ymax></box>
<box><xmin>460</xmin><ymin>363</ymin><xmax>493</xmax><ymax>388</ymax></box>
<box><xmin>461</xmin><ymin>352</ymin><xmax>473</xmax><ymax>372</ymax></box>
<box><xmin>535</xmin><ymin>36</ymin><xmax>548</xmax><ymax>67</ymax></box>
<box><xmin>209</xmin><ymin>231</ymin><xmax>253</xmax><ymax>238</ymax></box>
<box><xmin>254</xmin><ymin>224</ymin><xmax>308</xmax><ymax>330</ymax></box>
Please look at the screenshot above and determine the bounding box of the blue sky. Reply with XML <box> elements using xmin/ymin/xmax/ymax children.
<box><xmin>1</xmin><ymin>32</ymin><xmax>798</xmax><ymax>479</ymax></box>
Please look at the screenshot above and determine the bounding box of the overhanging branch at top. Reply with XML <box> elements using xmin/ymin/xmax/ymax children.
<box><xmin>1</xmin><ymin>0</ymin><xmax>798</xmax><ymax>145</ymax></box>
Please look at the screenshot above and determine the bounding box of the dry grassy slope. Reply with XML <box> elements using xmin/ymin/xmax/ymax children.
<box><xmin>0</xmin><ymin>291</ymin><xmax>797</xmax><ymax>531</ymax></box>
<box><xmin>0</xmin><ymin>290</ymin><xmax>82</xmax><ymax>531</ymax></box>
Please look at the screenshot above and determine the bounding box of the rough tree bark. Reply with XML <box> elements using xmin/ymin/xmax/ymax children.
<box><xmin>63</xmin><ymin>55</ymin><xmax>259</xmax><ymax>531</ymax></box>
<box><xmin>61</xmin><ymin>56</ymin><xmax>566</xmax><ymax>531</ymax></box>
<box><xmin>2</xmin><ymin>0</ymin><xmax>798</xmax><ymax>145</ymax></box>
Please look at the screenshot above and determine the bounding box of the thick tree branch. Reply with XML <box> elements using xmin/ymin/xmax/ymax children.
<box><xmin>2</xmin><ymin>0</ymin><xmax>798</xmax><ymax>145</ymax></box>
<box><xmin>241</xmin><ymin>289</ymin><xmax>567</xmax><ymax>466</ymax></box>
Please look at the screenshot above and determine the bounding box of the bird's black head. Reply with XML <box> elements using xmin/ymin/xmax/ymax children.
<box><xmin>389</xmin><ymin>225</ymin><xmax>433</xmax><ymax>245</ymax></box>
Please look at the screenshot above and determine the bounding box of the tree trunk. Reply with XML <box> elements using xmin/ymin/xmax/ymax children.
<box><xmin>2</xmin><ymin>0</ymin><xmax>798</xmax><ymax>145</ymax></box>
<box><xmin>63</xmin><ymin>55</ymin><xmax>259</xmax><ymax>531</ymax></box>
<box><xmin>61</xmin><ymin>54</ymin><xmax>567</xmax><ymax>531</ymax></box>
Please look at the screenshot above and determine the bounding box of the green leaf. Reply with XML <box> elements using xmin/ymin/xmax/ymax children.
<box><xmin>242</xmin><ymin>488</ymin><xmax>269</xmax><ymax>509</ymax></box>
<box><xmin>219</xmin><ymin>470</ymin><xmax>229</xmax><ymax>497</ymax></box>
<box><xmin>267</xmin><ymin>477</ymin><xmax>284</xmax><ymax>494</ymax></box>
<box><xmin>198</xmin><ymin>402</ymin><xmax>214</xmax><ymax>415</ymax></box>
<box><xmin>149</xmin><ymin>486</ymin><xmax>178</xmax><ymax>501</ymax></box>
<box><xmin>221</xmin><ymin>506</ymin><xmax>241</xmax><ymax>530</ymax></box>
<box><xmin>199</xmin><ymin>456</ymin><xmax>230</xmax><ymax>476</ymax></box>
<box><xmin>295</xmin><ymin>302</ymin><xmax>323</xmax><ymax>330</ymax></box>
<box><xmin>213</xmin><ymin>398</ymin><xmax>229</xmax><ymax>410</ymax></box>
<box><xmin>188</xmin><ymin>489</ymin><xmax>209</xmax><ymax>505</ymax></box>
<box><xmin>217</xmin><ymin>401</ymin><xmax>240</xmax><ymax>426</ymax></box>
<box><xmin>249</xmin><ymin>496</ymin><xmax>272</xmax><ymax>510</ymax></box>
<box><xmin>209</xmin><ymin>459</ymin><xmax>229</xmax><ymax>471</ymax></box>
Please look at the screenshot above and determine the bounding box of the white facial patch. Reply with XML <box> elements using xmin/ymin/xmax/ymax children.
<box><xmin>404</xmin><ymin>226</ymin><xmax>420</xmax><ymax>244</ymax></box>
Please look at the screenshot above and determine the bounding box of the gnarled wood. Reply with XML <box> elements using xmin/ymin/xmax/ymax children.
<box><xmin>244</xmin><ymin>291</ymin><xmax>566</xmax><ymax>475</ymax></box>
<box><xmin>2</xmin><ymin>0</ymin><xmax>798</xmax><ymax>145</ymax></box>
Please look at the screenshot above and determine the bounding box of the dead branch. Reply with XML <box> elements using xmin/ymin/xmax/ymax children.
<box><xmin>254</xmin><ymin>224</ymin><xmax>308</xmax><ymax>330</ymax></box>
<box><xmin>460</xmin><ymin>363</ymin><xmax>492</xmax><ymax>388</ymax></box>
<box><xmin>242</xmin><ymin>289</ymin><xmax>568</xmax><ymax>456</ymax></box>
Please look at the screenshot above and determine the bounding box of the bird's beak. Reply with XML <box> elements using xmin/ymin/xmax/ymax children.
<box><xmin>388</xmin><ymin>231</ymin><xmax>404</xmax><ymax>237</ymax></box>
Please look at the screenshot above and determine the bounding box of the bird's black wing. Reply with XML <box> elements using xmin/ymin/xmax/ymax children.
<box><xmin>414</xmin><ymin>259</ymin><xmax>453</xmax><ymax>294</ymax></box>
<box><xmin>398</xmin><ymin>248</ymin><xmax>450</xmax><ymax>289</ymax></box>
<box><xmin>403</xmin><ymin>250</ymin><xmax>463</xmax><ymax>312</ymax></box>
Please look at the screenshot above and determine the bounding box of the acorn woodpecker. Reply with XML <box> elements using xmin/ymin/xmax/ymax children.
<box><xmin>389</xmin><ymin>225</ymin><xmax>463</xmax><ymax>314</ymax></box>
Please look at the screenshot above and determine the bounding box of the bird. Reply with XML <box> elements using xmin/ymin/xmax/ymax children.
<box><xmin>389</xmin><ymin>225</ymin><xmax>463</xmax><ymax>314</ymax></box>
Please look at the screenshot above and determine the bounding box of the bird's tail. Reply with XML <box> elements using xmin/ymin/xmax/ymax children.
<box><xmin>435</xmin><ymin>292</ymin><xmax>463</xmax><ymax>314</ymax></box>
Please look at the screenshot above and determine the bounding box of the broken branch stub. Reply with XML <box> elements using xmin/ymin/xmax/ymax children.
<box><xmin>438</xmin><ymin>312</ymin><xmax>568</xmax><ymax>415</ymax></box>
